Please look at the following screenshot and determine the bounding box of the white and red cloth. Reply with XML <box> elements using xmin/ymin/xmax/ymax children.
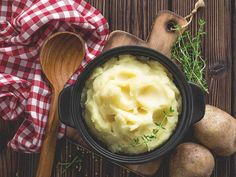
<box><xmin>0</xmin><ymin>0</ymin><xmax>109</xmax><ymax>153</ymax></box>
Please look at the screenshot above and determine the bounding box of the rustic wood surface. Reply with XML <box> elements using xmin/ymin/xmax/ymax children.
<box><xmin>0</xmin><ymin>0</ymin><xmax>235</xmax><ymax>177</ymax></box>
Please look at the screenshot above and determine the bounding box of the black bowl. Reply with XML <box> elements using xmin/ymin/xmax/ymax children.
<box><xmin>58</xmin><ymin>46</ymin><xmax>205</xmax><ymax>164</ymax></box>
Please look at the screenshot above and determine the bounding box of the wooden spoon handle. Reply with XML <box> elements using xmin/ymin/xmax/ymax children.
<box><xmin>36</xmin><ymin>91</ymin><xmax>60</xmax><ymax>177</ymax></box>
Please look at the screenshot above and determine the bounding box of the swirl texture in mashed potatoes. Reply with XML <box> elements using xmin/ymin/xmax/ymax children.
<box><xmin>81</xmin><ymin>55</ymin><xmax>181</xmax><ymax>154</ymax></box>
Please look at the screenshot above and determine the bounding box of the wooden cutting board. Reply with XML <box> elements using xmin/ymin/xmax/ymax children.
<box><xmin>66</xmin><ymin>10</ymin><xmax>187</xmax><ymax>177</ymax></box>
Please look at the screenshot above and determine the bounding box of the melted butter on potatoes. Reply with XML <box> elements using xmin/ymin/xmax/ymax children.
<box><xmin>81</xmin><ymin>55</ymin><xmax>182</xmax><ymax>154</ymax></box>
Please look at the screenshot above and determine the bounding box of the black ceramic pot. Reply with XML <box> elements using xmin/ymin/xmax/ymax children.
<box><xmin>58</xmin><ymin>46</ymin><xmax>205</xmax><ymax>164</ymax></box>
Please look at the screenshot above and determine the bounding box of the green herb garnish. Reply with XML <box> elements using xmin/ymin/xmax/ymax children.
<box><xmin>131</xmin><ymin>106</ymin><xmax>174</xmax><ymax>150</ymax></box>
<box><xmin>58</xmin><ymin>154</ymin><xmax>83</xmax><ymax>174</ymax></box>
<box><xmin>172</xmin><ymin>19</ymin><xmax>208</xmax><ymax>92</ymax></box>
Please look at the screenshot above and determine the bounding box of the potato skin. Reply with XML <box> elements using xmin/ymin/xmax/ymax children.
<box><xmin>169</xmin><ymin>142</ymin><xmax>215</xmax><ymax>177</ymax></box>
<box><xmin>194</xmin><ymin>104</ymin><xmax>236</xmax><ymax>156</ymax></box>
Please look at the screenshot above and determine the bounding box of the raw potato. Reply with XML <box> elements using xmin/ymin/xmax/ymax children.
<box><xmin>194</xmin><ymin>104</ymin><xmax>236</xmax><ymax>156</ymax></box>
<box><xmin>169</xmin><ymin>142</ymin><xmax>215</xmax><ymax>177</ymax></box>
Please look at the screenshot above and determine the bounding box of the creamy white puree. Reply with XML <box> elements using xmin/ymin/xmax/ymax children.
<box><xmin>82</xmin><ymin>55</ymin><xmax>181</xmax><ymax>154</ymax></box>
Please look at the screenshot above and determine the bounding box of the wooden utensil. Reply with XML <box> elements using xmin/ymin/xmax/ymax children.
<box><xmin>36</xmin><ymin>32</ymin><xmax>85</xmax><ymax>177</ymax></box>
<box><xmin>66</xmin><ymin>10</ymin><xmax>187</xmax><ymax>176</ymax></box>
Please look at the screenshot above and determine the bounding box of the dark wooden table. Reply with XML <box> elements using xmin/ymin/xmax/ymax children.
<box><xmin>0</xmin><ymin>0</ymin><xmax>236</xmax><ymax>177</ymax></box>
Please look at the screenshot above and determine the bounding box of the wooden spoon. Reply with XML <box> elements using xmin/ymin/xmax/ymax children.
<box><xmin>36</xmin><ymin>32</ymin><xmax>85</xmax><ymax>177</ymax></box>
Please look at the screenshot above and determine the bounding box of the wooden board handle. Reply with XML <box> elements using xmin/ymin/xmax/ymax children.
<box><xmin>103</xmin><ymin>11</ymin><xmax>187</xmax><ymax>59</ymax></box>
<box><xmin>147</xmin><ymin>10</ymin><xmax>187</xmax><ymax>58</ymax></box>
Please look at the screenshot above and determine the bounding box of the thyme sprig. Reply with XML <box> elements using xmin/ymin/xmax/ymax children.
<box><xmin>58</xmin><ymin>154</ymin><xmax>83</xmax><ymax>174</ymax></box>
<box><xmin>172</xmin><ymin>19</ymin><xmax>208</xmax><ymax>92</ymax></box>
<box><xmin>131</xmin><ymin>106</ymin><xmax>174</xmax><ymax>150</ymax></box>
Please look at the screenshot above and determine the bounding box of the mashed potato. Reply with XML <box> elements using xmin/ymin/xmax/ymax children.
<box><xmin>81</xmin><ymin>55</ymin><xmax>181</xmax><ymax>154</ymax></box>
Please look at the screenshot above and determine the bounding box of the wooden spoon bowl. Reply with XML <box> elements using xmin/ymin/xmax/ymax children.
<box><xmin>36</xmin><ymin>32</ymin><xmax>85</xmax><ymax>177</ymax></box>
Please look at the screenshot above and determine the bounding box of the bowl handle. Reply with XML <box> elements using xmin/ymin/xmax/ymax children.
<box><xmin>58</xmin><ymin>86</ymin><xmax>75</xmax><ymax>128</ymax></box>
<box><xmin>189</xmin><ymin>83</ymin><xmax>206</xmax><ymax>124</ymax></box>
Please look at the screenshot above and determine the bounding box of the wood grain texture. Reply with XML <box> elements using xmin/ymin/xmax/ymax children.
<box><xmin>108</xmin><ymin>0</ymin><xmax>168</xmax><ymax>39</ymax></box>
<box><xmin>0</xmin><ymin>119</ymin><xmax>21</xmax><ymax>177</ymax></box>
<box><xmin>232</xmin><ymin>0</ymin><xmax>236</xmax><ymax>177</ymax></box>
<box><xmin>232</xmin><ymin>0</ymin><xmax>236</xmax><ymax>126</ymax></box>
<box><xmin>0</xmin><ymin>0</ymin><xmax>235</xmax><ymax>177</ymax></box>
<box><xmin>171</xmin><ymin>1</ymin><xmax>233</xmax><ymax>177</ymax></box>
<box><xmin>103</xmin><ymin>11</ymin><xmax>187</xmax><ymax>56</ymax></box>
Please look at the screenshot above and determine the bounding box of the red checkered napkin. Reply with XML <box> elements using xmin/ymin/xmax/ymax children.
<box><xmin>0</xmin><ymin>0</ymin><xmax>109</xmax><ymax>153</ymax></box>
